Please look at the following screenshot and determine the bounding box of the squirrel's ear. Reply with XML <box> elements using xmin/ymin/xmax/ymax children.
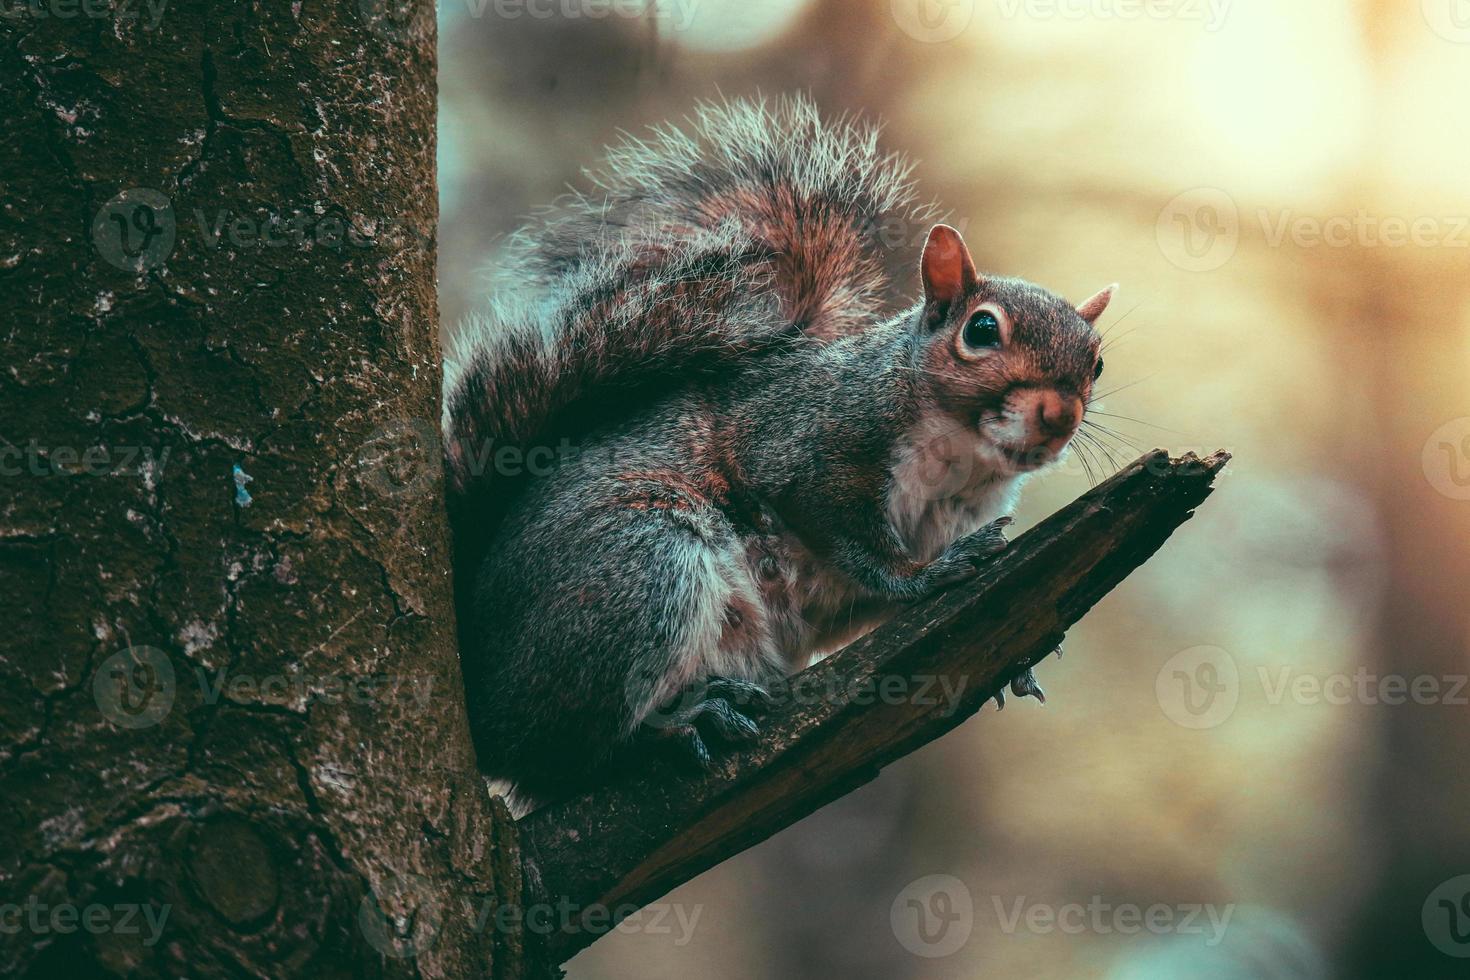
<box><xmin>1076</xmin><ymin>283</ymin><xmax>1118</xmax><ymax>324</ymax></box>
<box><xmin>921</xmin><ymin>224</ymin><xmax>979</xmax><ymax>311</ymax></box>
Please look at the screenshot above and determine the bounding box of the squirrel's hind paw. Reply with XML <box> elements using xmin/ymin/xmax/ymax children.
<box><xmin>703</xmin><ymin>676</ymin><xmax>776</xmax><ymax>714</ymax></box>
<box><xmin>661</xmin><ymin>723</ymin><xmax>717</xmax><ymax>771</ymax></box>
<box><xmin>1010</xmin><ymin>666</ymin><xmax>1046</xmax><ymax>704</ymax></box>
<box><xmin>991</xmin><ymin>665</ymin><xmax>1048</xmax><ymax>710</ymax></box>
<box><xmin>643</xmin><ymin>676</ymin><xmax>772</xmax><ymax>774</ymax></box>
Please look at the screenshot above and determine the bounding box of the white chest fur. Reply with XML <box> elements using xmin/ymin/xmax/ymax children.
<box><xmin>885</xmin><ymin>412</ymin><xmax>1025</xmax><ymax>562</ymax></box>
<box><xmin>721</xmin><ymin>414</ymin><xmax>1028</xmax><ymax>668</ymax></box>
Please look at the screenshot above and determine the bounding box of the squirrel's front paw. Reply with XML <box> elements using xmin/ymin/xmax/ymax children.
<box><xmin>930</xmin><ymin>516</ymin><xmax>1013</xmax><ymax>588</ymax></box>
<box><xmin>643</xmin><ymin>675</ymin><xmax>772</xmax><ymax>772</ymax></box>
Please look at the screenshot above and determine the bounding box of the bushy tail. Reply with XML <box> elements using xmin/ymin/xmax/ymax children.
<box><xmin>442</xmin><ymin>95</ymin><xmax>936</xmax><ymax>587</ymax></box>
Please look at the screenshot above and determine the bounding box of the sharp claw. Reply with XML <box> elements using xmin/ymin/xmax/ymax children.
<box><xmin>698</xmin><ymin>698</ymin><xmax>760</xmax><ymax>743</ymax></box>
<box><xmin>1010</xmin><ymin>668</ymin><xmax>1046</xmax><ymax>704</ymax></box>
<box><xmin>667</xmin><ymin>723</ymin><xmax>714</xmax><ymax>770</ymax></box>
<box><xmin>992</xmin><ymin>688</ymin><xmax>1006</xmax><ymax>710</ymax></box>
<box><xmin>1053</xmin><ymin>644</ymin><xmax>1064</xmax><ymax>660</ymax></box>
<box><xmin>705</xmin><ymin>676</ymin><xmax>775</xmax><ymax>713</ymax></box>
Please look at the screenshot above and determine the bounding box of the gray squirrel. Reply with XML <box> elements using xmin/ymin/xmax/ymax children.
<box><xmin>442</xmin><ymin>96</ymin><xmax>1114</xmax><ymax>805</ymax></box>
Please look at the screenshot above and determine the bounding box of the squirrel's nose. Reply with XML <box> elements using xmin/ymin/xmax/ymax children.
<box><xmin>1037</xmin><ymin>390</ymin><xmax>1081</xmax><ymax>437</ymax></box>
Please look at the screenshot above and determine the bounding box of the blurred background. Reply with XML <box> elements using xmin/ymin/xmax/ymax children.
<box><xmin>439</xmin><ymin>1</ymin><xmax>1470</xmax><ymax>976</ymax></box>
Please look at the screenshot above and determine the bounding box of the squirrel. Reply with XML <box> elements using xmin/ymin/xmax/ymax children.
<box><xmin>442</xmin><ymin>96</ymin><xmax>1115</xmax><ymax>805</ymax></box>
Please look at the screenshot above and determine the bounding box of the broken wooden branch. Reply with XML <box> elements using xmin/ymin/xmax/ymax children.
<box><xmin>514</xmin><ymin>449</ymin><xmax>1229</xmax><ymax>964</ymax></box>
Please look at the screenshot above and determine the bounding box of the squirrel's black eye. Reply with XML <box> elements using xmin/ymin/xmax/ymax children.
<box><xmin>1094</xmin><ymin>357</ymin><xmax>1105</xmax><ymax>380</ymax></box>
<box><xmin>962</xmin><ymin>310</ymin><xmax>1002</xmax><ymax>349</ymax></box>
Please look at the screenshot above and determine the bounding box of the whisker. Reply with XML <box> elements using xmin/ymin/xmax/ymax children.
<box><xmin>1067</xmin><ymin>430</ymin><xmax>1101</xmax><ymax>485</ymax></box>
<box><xmin>1098</xmin><ymin>304</ymin><xmax>1141</xmax><ymax>340</ymax></box>
<box><xmin>1075</xmin><ymin>436</ymin><xmax>1104</xmax><ymax>486</ymax></box>
<box><xmin>1100</xmin><ymin>325</ymin><xmax>1144</xmax><ymax>355</ymax></box>
<box><xmin>1081</xmin><ymin>428</ymin><xmax>1139</xmax><ymax>467</ymax></box>
<box><xmin>1075</xmin><ymin>430</ymin><xmax>1121</xmax><ymax>478</ymax></box>
<box><xmin>1085</xmin><ymin>430</ymin><xmax>1127</xmax><ymax>471</ymax></box>
<box><xmin>1068</xmin><ymin>441</ymin><xmax>1092</xmax><ymax>484</ymax></box>
<box><xmin>1092</xmin><ymin>373</ymin><xmax>1156</xmax><ymax>402</ymax></box>
<box><xmin>1085</xmin><ymin>410</ymin><xmax>1183</xmax><ymax>436</ymax></box>
<box><xmin>1081</xmin><ymin>419</ymin><xmax>1145</xmax><ymax>451</ymax></box>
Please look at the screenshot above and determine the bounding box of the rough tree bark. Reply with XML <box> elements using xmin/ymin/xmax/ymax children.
<box><xmin>1</xmin><ymin>3</ymin><xmax>524</xmax><ymax>977</ymax></box>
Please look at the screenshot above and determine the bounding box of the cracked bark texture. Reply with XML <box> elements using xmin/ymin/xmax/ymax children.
<box><xmin>1</xmin><ymin>3</ymin><xmax>522</xmax><ymax>977</ymax></box>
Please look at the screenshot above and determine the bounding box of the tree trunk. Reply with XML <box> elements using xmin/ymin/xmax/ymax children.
<box><xmin>1</xmin><ymin>5</ymin><xmax>522</xmax><ymax>977</ymax></box>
